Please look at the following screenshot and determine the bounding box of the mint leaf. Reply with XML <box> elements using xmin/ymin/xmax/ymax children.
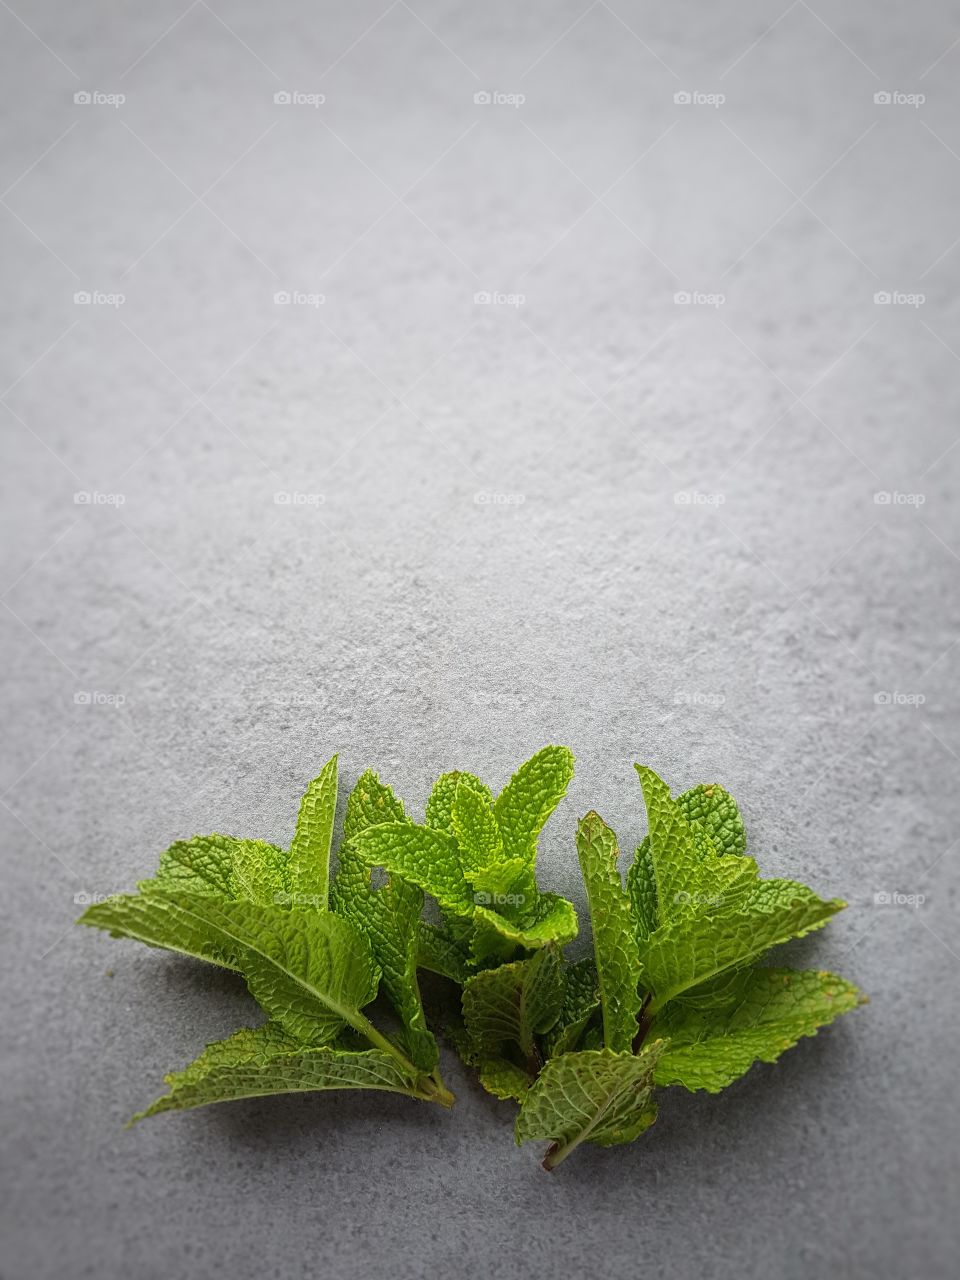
<box><xmin>493</xmin><ymin>745</ymin><xmax>574</xmax><ymax>872</ymax></box>
<box><xmin>287</xmin><ymin>753</ymin><xmax>338</xmax><ymax>910</ymax></box>
<box><xmin>634</xmin><ymin>766</ymin><xmax>758</xmax><ymax>928</ymax></box>
<box><xmin>132</xmin><ymin>1022</ymin><xmax>435</xmax><ymax>1121</ymax></box>
<box><xmin>350</xmin><ymin>822</ymin><xmax>473</xmax><ymax>913</ymax></box>
<box><xmin>678</xmin><ymin>782</ymin><xmax>746</xmax><ymax>856</ymax></box>
<box><xmin>543</xmin><ymin>958</ymin><xmax>600</xmax><ymax>1057</ymax></box>
<box><xmin>152</xmin><ymin>834</ymin><xmax>288</xmax><ymax>908</ymax></box>
<box><xmin>342</xmin><ymin>767</ymin><xmax>407</xmax><ymax>838</ymax></box>
<box><xmin>452</xmin><ymin>780</ymin><xmax>525</xmax><ymax>898</ymax></box>
<box><xmin>426</xmin><ymin>771</ymin><xmax>492</xmax><ymax>835</ymax></box>
<box><xmin>333</xmin><ymin>772</ymin><xmax>438</xmax><ymax>1071</ymax></box>
<box><xmin>477</xmin><ymin>1056</ymin><xmax>533</xmax><ymax>1102</ymax></box>
<box><xmin>641</xmin><ymin>880</ymin><xmax>846</xmax><ymax>1013</ymax></box>
<box><xmin>576</xmin><ymin>813</ymin><xmax>641</xmax><ymax>1053</ymax></box>
<box><xmin>471</xmin><ymin>893</ymin><xmax>578</xmax><ymax>963</ymax></box>
<box><xmin>416</xmin><ymin>920</ymin><xmax>470</xmax><ymax>983</ymax></box>
<box><xmin>627</xmin><ymin>779</ymin><xmax>746</xmax><ymax>939</ymax></box>
<box><xmin>462</xmin><ymin>944</ymin><xmax>564</xmax><ymax>1063</ymax></box>
<box><xmin>515</xmin><ymin>1043</ymin><xmax>664</xmax><ymax>1169</ymax></box>
<box><xmin>123</xmin><ymin>890</ymin><xmax>381</xmax><ymax>1046</ymax></box>
<box><xmin>654</xmin><ymin>967</ymin><xmax>866</xmax><ymax>1092</ymax></box>
<box><xmin>79</xmin><ymin>890</ymin><xmax>241</xmax><ymax>970</ymax></box>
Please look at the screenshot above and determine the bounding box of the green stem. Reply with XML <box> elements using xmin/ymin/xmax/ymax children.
<box><xmin>348</xmin><ymin>1010</ymin><xmax>454</xmax><ymax>1106</ymax></box>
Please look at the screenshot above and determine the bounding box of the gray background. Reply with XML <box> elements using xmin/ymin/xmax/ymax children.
<box><xmin>2</xmin><ymin>2</ymin><xmax>959</xmax><ymax>1277</ymax></box>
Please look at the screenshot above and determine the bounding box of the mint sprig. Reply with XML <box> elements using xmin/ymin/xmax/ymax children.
<box><xmin>78</xmin><ymin>747</ymin><xmax>865</xmax><ymax>1167</ymax></box>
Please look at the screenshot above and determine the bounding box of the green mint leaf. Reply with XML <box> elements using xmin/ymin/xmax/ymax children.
<box><xmin>654</xmin><ymin>967</ymin><xmax>866</xmax><ymax>1092</ymax></box>
<box><xmin>332</xmin><ymin>773</ymin><xmax>439</xmax><ymax>1071</ymax></box>
<box><xmin>416</xmin><ymin>920</ymin><xmax>470</xmax><ymax>983</ymax></box>
<box><xmin>78</xmin><ymin>890</ymin><xmax>241</xmax><ymax>970</ymax></box>
<box><xmin>641</xmin><ymin>880</ymin><xmax>846</xmax><ymax>1013</ymax></box>
<box><xmin>634</xmin><ymin>766</ymin><xmax>758</xmax><ymax>928</ymax></box>
<box><xmin>576</xmin><ymin>813</ymin><xmax>642</xmax><ymax>1053</ymax></box>
<box><xmin>451</xmin><ymin>781</ymin><xmax>513</xmax><ymax>894</ymax></box>
<box><xmin>543</xmin><ymin>958</ymin><xmax>600</xmax><ymax>1057</ymax></box>
<box><xmin>471</xmin><ymin>893</ymin><xmax>579</xmax><ymax>963</ymax></box>
<box><xmin>350</xmin><ymin>822</ymin><xmax>473</xmax><ymax>913</ymax></box>
<box><xmin>492</xmin><ymin>745</ymin><xmax>574</xmax><ymax>871</ymax></box>
<box><xmin>627</xmin><ymin>779</ymin><xmax>746</xmax><ymax>940</ymax></box>
<box><xmin>133</xmin><ymin>890</ymin><xmax>381</xmax><ymax>1046</ymax></box>
<box><xmin>151</xmin><ymin>834</ymin><xmax>288</xmax><ymax>907</ymax></box>
<box><xmin>287</xmin><ymin>754</ymin><xmax>338</xmax><ymax>910</ymax></box>
<box><xmin>625</xmin><ymin>842</ymin><xmax>658</xmax><ymax>943</ymax></box>
<box><xmin>515</xmin><ymin>1043</ymin><xmax>664</xmax><ymax>1169</ymax></box>
<box><xmin>678</xmin><ymin>782</ymin><xmax>746</xmax><ymax>856</ymax></box>
<box><xmin>425</xmin><ymin>771</ymin><xmax>492</xmax><ymax>835</ymax></box>
<box><xmin>334</xmin><ymin>867</ymin><xmax>438</xmax><ymax>1071</ymax></box>
<box><xmin>132</xmin><ymin>1022</ymin><xmax>431</xmax><ymax>1121</ymax></box>
<box><xmin>342</xmin><ymin>768</ymin><xmax>406</xmax><ymax>840</ymax></box>
<box><xmin>477</xmin><ymin>1056</ymin><xmax>533</xmax><ymax>1102</ymax></box>
<box><xmin>461</xmin><ymin>944</ymin><xmax>564</xmax><ymax>1062</ymax></box>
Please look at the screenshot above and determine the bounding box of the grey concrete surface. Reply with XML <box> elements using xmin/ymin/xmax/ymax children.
<box><xmin>2</xmin><ymin>2</ymin><xmax>960</xmax><ymax>1277</ymax></box>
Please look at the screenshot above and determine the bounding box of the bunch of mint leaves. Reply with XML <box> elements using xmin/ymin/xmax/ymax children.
<box><xmin>80</xmin><ymin>747</ymin><xmax>865</xmax><ymax>1170</ymax></box>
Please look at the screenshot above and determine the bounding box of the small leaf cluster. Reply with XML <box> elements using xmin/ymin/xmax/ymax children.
<box><xmin>80</xmin><ymin>747</ymin><xmax>865</xmax><ymax>1169</ymax></box>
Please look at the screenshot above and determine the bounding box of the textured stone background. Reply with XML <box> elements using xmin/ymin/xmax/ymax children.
<box><xmin>2</xmin><ymin>2</ymin><xmax>959</xmax><ymax>1277</ymax></box>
